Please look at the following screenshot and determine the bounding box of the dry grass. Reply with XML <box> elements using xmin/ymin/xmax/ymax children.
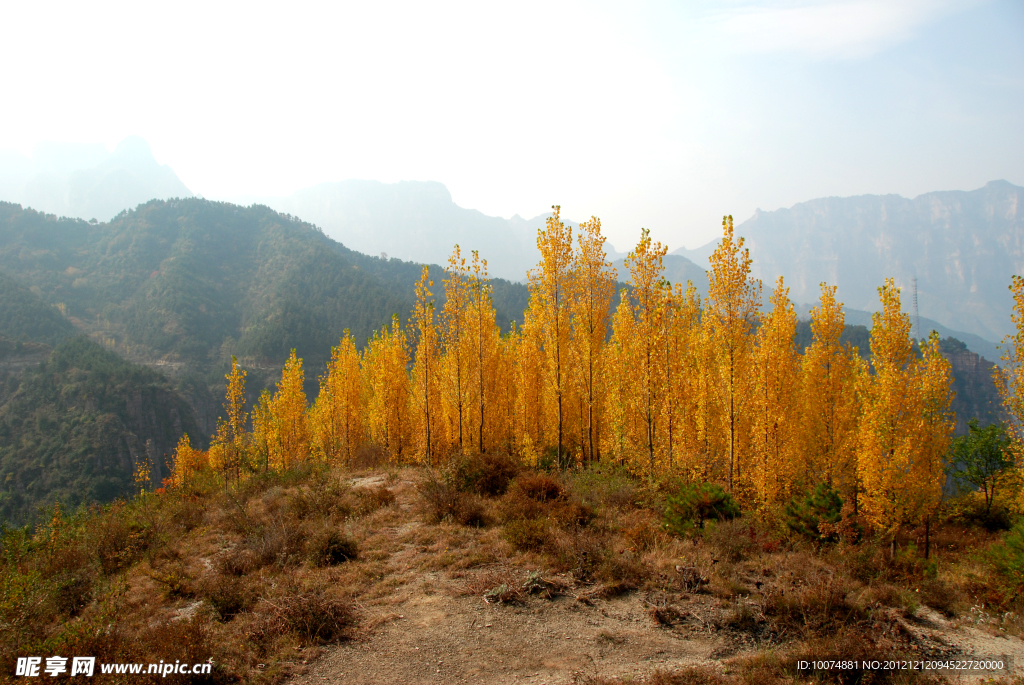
<box><xmin>4</xmin><ymin>460</ymin><xmax>1024</xmax><ymax>682</ymax></box>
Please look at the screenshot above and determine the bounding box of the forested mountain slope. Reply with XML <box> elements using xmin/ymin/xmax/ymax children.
<box><xmin>0</xmin><ymin>270</ymin><xmax>75</xmax><ymax>346</ymax></box>
<box><xmin>0</xmin><ymin>199</ymin><xmax>530</xmax><ymax>373</ymax></box>
<box><xmin>0</xmin><ymin>337</ymin><xmax>203</xmax><ymax>524</ymax></box>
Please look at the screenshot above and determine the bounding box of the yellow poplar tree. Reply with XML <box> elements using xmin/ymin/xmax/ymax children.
<box><xmin>994</xmin><ymin>275</ymin><xmax>1024</xmax><ymax>505</ymax></box>
<box><xmin>802</xmin><ymin>283</ymin><xmax>861</xmax><ymax>497</ymax></box>
<box><xmin>312</xmin><ymin>331</ymin><xmax>364</xmax><ymax>465</ymax></box>
<box><xmin>613</xmin><ymin>228</ymin><xmax>669</xmax><ymax>475</ymax></box>
<box><xmin>750</xmin><ymin>277</ymin><xmax>800</xmax><ymax>514</ymax></box>
<box><xmin>268</xmin><ymin>350</ymin><xmax>309</xmax><ymax>471</ymax></box>
<box><xmin>707</xmin><ymin>215</ymin><xmax>762</xmax><ymax>494</ymax></box>
<box><xmin>916</xmin><ymin>330</ymin><xmax>955</xmax><ymax>554</ymax></box>
<box><xmin>569</xmin><ymin>216</ymin><xmax>616</xmax><ymax>465</ymax></box>
<box><xmin>410</xmin><ymin>267</ymin><xmax>442</xmax><ymax>464</ymax></box>
<box><xmin>858</xmin><ymin>279</ymin><xmax>952</xmax><ymax>548</ymax></box>
<box><xmin>169</xmin><ymin>433</ymin><xmax>207</xmax><ymax>488</ymax></box>
<box><xmin>467</xmin><ymin>250</ymin><xmax>499</xmax><ymax>453</ymax></box>
<box><xmin>364</xmin><ymin>315</ymin><xmax>411</xmax><ymax>460</ymax></box>
<box><xmin>251</xmin><ymin>389</ymin><xmax>274</xmax><ymax>473</ymax></box>
<box><xmin>669</xmin><ymin>281</ymin><xmax>706</xmax><ymax>480</ymax></box>
<box><xmin>527</xmin><ymin>206</ymin><xmax>575</xmax><ymax>467</ymax></box>
<box><xmin>210</xmin><ymin>356</ymin><xmax>248</xmax><ymax>481</ymax></box>
<box><xmin>441</xmin><ymin>246</ymin><xmax>472</xmax><ymax>453</ymax></box>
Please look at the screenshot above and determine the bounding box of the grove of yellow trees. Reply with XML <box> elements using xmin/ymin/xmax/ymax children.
<box><xmin>173</xmin><ymin>211</ymin><xmax>962</xmax><ymax>536</ymax></box>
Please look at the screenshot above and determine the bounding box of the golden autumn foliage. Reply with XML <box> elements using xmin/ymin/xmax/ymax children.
<box><xmin>995</xmin><ymin>277</ymin><xmax>1024</xmax><ymax>454</ymax></box>
<box><xmin>166</xmin><ymin>207</ymin><xmax>972</xmax><ymax>542</ymax></box>
<box><xmin>569</xmin><ymin>217</ymin><xmax>616</xmax><ymax>465</ymax></box>
<box><xmin>312</xmin><ymin>331</ymin><xmax>364</xmax><ymax>465</ymax></box>
<box><xmin>857</xmin><ymin>280</ymin><xmax>953</xmax><ymax>538</ymax></box>
<box><xmin>706</xmin><ymin>216</ymin><xmax>762</xmax><ymax>494</ymax></box>
<box><xmin>528</xmin><ymin>206</ymin><xmax>575</xmax><ymax>467</ymax></box>
<box><xmin>210</xmin><ymin>356</ymin><xmax>248</xmax><ymax>480</ymax></box>
<box><xmin>750</xmin><ymin>277</ymin><xmax>800</xmax><ymax>514</ymax></box>
<box><xmin>611</xmin><ymin>228</ymin><xmax>669</xmax><ymax>474</ymax></box>
<box><xmin>364</xmin><ymin>315</ymin><xmax>411</xmax><ymax>460</ymax></box>
<box><xmin>410</xmin><ymin>266</ymin><xmax>441</xmax><ymax>465</ymax></box>
<box><xmin>802</xmin><ymin>284</ymin><xmax>861</xmax><ymax>497</ymax></box>
<box><xmin>169</xmin><ymin>433</ymin><xmax>208</xmax><ymax>487</ymax></box>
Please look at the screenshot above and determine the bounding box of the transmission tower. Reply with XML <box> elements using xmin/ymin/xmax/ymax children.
<box><xmin>912</xmin><ymin>276</ymin><xmax>920</xmax><ymax>342</ymax></box>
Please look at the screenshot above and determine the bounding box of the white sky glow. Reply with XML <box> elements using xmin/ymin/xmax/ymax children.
<box><xmin>1</xmin><ymin>0</ymin><xmax>1021</xmax><ymax>251</ymax></box>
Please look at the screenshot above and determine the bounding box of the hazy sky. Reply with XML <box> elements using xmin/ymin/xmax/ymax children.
<box><xmin>2</xmin><ymin>0</ymin><xmax>1021</xmax><ymax>251</ymax></box>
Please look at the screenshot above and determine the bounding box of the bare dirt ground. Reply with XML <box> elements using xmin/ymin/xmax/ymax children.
<box><xmin>285</xmin><ymin>474</ymin><xmax>1024</xmax><ymax>685</ymax></box>
<box><xmin>291</xmin><ymin>573</ymin><xmax>725</xmax><ymax>685</ymax></box>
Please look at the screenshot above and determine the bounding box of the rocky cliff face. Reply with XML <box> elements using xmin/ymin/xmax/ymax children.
<box><xmin>945</xmin><ymin>348</ymin><xmax>1005</xmax><ymax>435</ymax></box>
<box><xmin>678</xmin><ymin>181</ymin><xmax>1023</xmax><ymax>344</ymax></box>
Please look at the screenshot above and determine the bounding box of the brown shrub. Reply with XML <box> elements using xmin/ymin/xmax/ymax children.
<box><xmin>622</xmin><ymin>513</ymin><xmax>667</xmax><ymax>552</ymax></box>
<box><xmin>597</xmin><ymin>549</ymin><xmax>648</xmax><ymax>589</ymax></box>
<box><xmin>448</xmin><ymin>452</ymin><xmax>521</xmax><ymax>496</ymax></box>
<box><xmin>503</xmin><ymin>518</ymin><xmax>549</xmax><ymax>551</ymax></box>
<box><xmin>244</xmin><ymin>516</ymin><xmax>307</xmax><ymax>568</ymax></box>
<box><xmin>548</xmin><ymin>525</ymin><xmax>605</xmax><ymax>579</ymax></box>
<box><xmin>705</xmin><ymin>519</ymin><xmax>758</xmax><ymax>563</ymax></box>
<box><xmin>92</xmin><ymin>511</ymin><xmax>151</xmax><ymax>574</ymax></box>
<box><xmin>550</xmin><ymin>500</ymin><xmax>595</xmax><ymax>529</ymax></box>
<box><xmin>289</xmin><ymin>477</ymin><xmax>353</xmax><ymax>520</ymax></box>
<box><xmin>513</xmin><ymin>473</ymin><xmax>563</xmax><ymax>501</ymax></box>
<box><xmin>918</xmin><ymin>578</ymin><xmax>964</xmax><ymax>617</ymax></box>
<box><xmin>453</xmin><ymin>495</ymin><xmax>489</xmax><ymax>527</ymax></box>
<box><xmin>306</xmin><ymin>529</ymin><xmax>359</xmax><ymax>566</ymax></box>
<box><xmin>420</xmin><ymin>471</ymin><xmax>472</xmax><ymax>524</ymax></box>
<box><xmin>355</xmin><ymin>485</ymin><xmax>397</xmax><ymax>515</ymax></box>
<box><xmin>761</xmin><ymin>572</ymin><xmax>865</xmax><ymax>637</ymax></box>
<box><xmin>497</xmin><ymin>487</ymin><xmax>547</xmax><ymax>523</ymax></box>
<box><xmin>250</xmin><ymin>581</ymin><xmax>357</xmax><ymax>646</ymax></box>
<box><xmin>52</xmin><ymin>570</ymin><xmax>94</xmax><ymax>617</ymax></box>
<box><xmin>199</xmin><ymin>574</ymin><xmax>258</xmax><ymax>620</ymax></box>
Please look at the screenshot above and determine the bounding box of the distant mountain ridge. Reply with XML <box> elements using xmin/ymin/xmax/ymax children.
<box><xmin>674</xmin><ymin>180</ymin><xmax>1023</xmax><ymax>344</ymax></box>
<box><xmin>263</xmin><ymin>179</ymin><xmax>630</xmax><ymax>282</ymax></box>
<box><xmin>0</xmin><ymin>137</ymin><xmax>192</xmax><ymax>222</ymax></box>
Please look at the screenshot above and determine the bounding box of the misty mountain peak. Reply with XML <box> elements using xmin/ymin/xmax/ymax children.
<box><xmin>0</xmin><ymin>137</ymin><xmax>191</xmax><ymax>222</ymax></box>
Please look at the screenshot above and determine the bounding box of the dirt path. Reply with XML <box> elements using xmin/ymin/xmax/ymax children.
<box><xmin>291</xmin><ymin>580</ymin><xmax>724</xmax><ymax>684</ymax></box>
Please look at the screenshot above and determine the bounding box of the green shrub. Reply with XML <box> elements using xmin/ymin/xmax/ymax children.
<box><xmin>988</xmin><ymin>520</ymin><xmax>1024</xmax><ymax>591</ymax></box>
<box><xmin>784</xmin><ymin>482</ymin><xmax>843</xmax><ymax>541</ymax></box>
<box><xmin>663</xmin><ymin>482</ymin><xmax>739</xmax><ymax>536</ymax></box>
